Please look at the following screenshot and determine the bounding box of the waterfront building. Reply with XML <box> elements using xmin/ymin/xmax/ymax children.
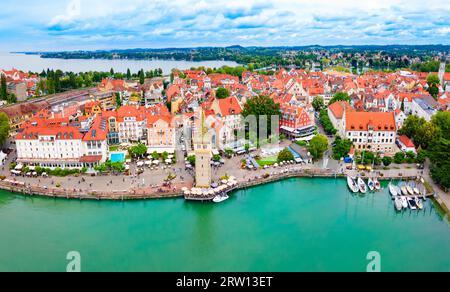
<box><xmin>146</xmin><ymin>115</ymin><xmax>176</xmax><ymax>154</ymax></box>
<box><xmin>15</xmin><ymin>116</ymin><xmax>108</xmax><ymax>169</ymax></box>
<box><xmin>397</xmin><ymin>135</ymin><xmax>416</xmax><ymax>154</ymax></box>
<box><xmin>279</xmin><ymin>104</ymin><xmax>315</xmax><ymax>140</ymax></box>
<box><xmin>344</xmin><ymin>111</ymin><xmax>397</xmax><ymax>154</ymax></box>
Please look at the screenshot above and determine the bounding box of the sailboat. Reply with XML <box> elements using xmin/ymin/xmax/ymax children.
<box><xmin>358</xmin><ymin>177</ymin><xmax>367</xmax><ymax>194</ymax></box>
<box><xmin>415</xmin><ymin>197</ymin><xmax>424</xmax><ymax>210</ymax></box>
<box><xmin>400</xmin><ymin>196</ymin><xmax>408</xmax><ymax>209</ymax></box>
<box><xmin>406</xmin><ymin>185</ymin><xmax>415</xmax><ymax>196</ymax></box>
<box><xmin>373</xmin><ymin>178</ymin><xmax>381</xmax><ymax>191</ymax></box>
<box><xmin>347</xmin><ymin>176</ymin><xmax>359</xmax><ymax>193</ymax></box>
<box><xmin>388</xmin><ymin>183</ymin><xmax>397</xmax><ymax>198</ymax></box>
<box><xmin>367</xmin><ymin>178</ymin><xmax>375</xmax><ymax>191</ymax></box>
<box><xmin>394</xmin><ymin>197</ymin><xmax>403</xmax><ymax>211</ymax></box>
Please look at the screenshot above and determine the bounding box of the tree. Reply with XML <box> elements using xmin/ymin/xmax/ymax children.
<box><xmin>329</xmin><ymin>92</ymin><xmax>350</xmax><ymax>105</ymax></box>
<box><xmin>130</xmin><ymin>143</ymin><xmax>147</xmax><ymax>158</ymax></box>
<box><xmin>405</xmin><ymin>151</ymin><xmax>416</xmax><ymax>163</ymax></box>
<box><xmin>277</xmin><ymin>148</ymin><xmax>294</xmax><ymax>163</ymax></box>
<box><xmin>151</xmin><ymin>151</ymin><xmax>159</xmax><ymax>160</ymax></box>
<box><xmin>215</xmin><ymin>87</ymin><xmax>230</xmax><ymax>99</ymax></box>
<box><xmin>428</xmin><ymin>138</ymin><xmax>450</xmax><ymax>190</ymax></box>
<box><xmin>242</xmin><ymin>95</ymin><xmax>281</xmax><ymax>139</ymax></box>
<box><xmin>415</xmin><ymin>122</ymin><xmax>439</xmax><ymax>149</ymax></box>
<box><xmin>382</xmin><ymin>156</ymin><xmax>392</xmax><ymax>167</ymax></box>
<box><xmin>126</xmin><ymin>68</ymin><xmax>132</xmax><ymax>80</ymax></box>
<box><xmin>0</xmin><ymin>112</ymin><xmax>10</xmax><ymax>146</ymax></box>
<box><xmin>332</xmin><ymin>136</ymin><xmax>352</xmax><ymax>160</ymax></box>
<box><xmin>426</xmin><ymin>74</ymin><xmax>440</xmax><ymax>87</ymax></box>
<box><xmin>416</xmin><ymin>149</ymin><xmax>427</xmax><ymax>164</ymax></box>
<box><xmin>431</xmin><ymin>111</ymin><xmax>450</xmax><ymax>140</ymax></box>
<box><xmin>110</xmin><ymin>68</ymin><xmax>115</xmax><ymax>76</ymax></box>
<box><xmin>187</xmin><ymin>155</ymin><xmax>196</xmax><ymax>166</ymax></box>
<box><xmin>399</xmin><ymin>115</ymin><xmax>426</xmax><ymax>141</ymax></box>
<box><xmin>427</xmin><ymin>84</ymin><xmax>439</xmax><ymax>99</ymax></box>
<box><xmin>394</xmin><ymin>152</ymin><xmax>405</xmax><ymax>164</ymax></box>
<box><xmin>312</xmin><ymin>96</ymin><xmax>324</xmax><ymax>112</ymax></box>
<box><xmin>0</xmin><ymin>75</ymin><xmax>7</xmax><ymax>100</ymax></box>
<box><xmin>308</xmin><ymin>134</ymin><xmax>328</xmax><ymax>160</ymax></box>
<box><xmin>319</xmin><ymin>109</ymin><xmax>337</xmax><ymax>135</ymax></box>
<box><xmin>115</xmin><ymin>92</ymin><xmax>122</xmax><ymax>107</ymax></box>
<box><xmin>139</xmin><ymin>69</ymin><xmax>145</xmax><ymax>85</ymax></box>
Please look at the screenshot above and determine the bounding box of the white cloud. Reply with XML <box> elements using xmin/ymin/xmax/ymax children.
<box><xmin>0</xmin><ymin>0</ymin><xmax>449</xmax><ymax>50</ymax></box>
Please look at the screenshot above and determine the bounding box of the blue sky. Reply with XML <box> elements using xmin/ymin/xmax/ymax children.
<box><xmin>0</xmin><ymin>0</ymin><xmax>449</xmax><ymax>51</ymax></box>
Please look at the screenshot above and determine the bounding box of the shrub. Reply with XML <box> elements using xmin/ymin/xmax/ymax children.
<box><xmin>382</xmin><ymin>156</ymin><xmax>392</xmax><ymax>167</ymax></box>
<box><xmin>394</xmin><ymin>152</ymin><xmax>405</xmax><ymax>164</ymax></box>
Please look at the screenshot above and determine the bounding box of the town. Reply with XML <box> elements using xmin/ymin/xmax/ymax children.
<box><xmin>0</xmin><ymin>62</ymin><xmax>449</xmax><ymax>208</ymax></box>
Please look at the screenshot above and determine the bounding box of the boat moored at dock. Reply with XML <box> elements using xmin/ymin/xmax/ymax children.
<box><xmin>368</xmin><ymin>178</ymin><xmax>375</xmax><ymax>191</ymax></box>
<box><xmin>373</xmin><ymin>178</ymin><xmax>381</xmax><ymax>191</ymax></box>
<box><xmin>347</xmin><ymin>176</ymin><xmax>359</xmax><ymax>193</ymax></box>
<box><xmin>358</xmin><ymin>177</ymin><xmax>367</xmax><ymax>194</ymax></box>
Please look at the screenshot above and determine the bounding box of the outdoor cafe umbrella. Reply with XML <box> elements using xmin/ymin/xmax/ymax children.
<box><xmin>165</xmin><ymin>159</ymin><xmax>172</xmax><ymax>164</ymax></box>
<box><xmin>181</xmin><ymin>187</ymin><xmax>188</xmax><ymax>192</ymax></box>
<box><xmin>184</xmin><ymin>190</ymin><xmax>191</xmax><ymax>196</ymax></box>
<box><xmin>221</xmin><ymin>179</ymin><xmax>228</xmax><ymax>184</ymax></box>
<box><xmin>211</xmin><ymin>182</ymin><xmax>219</xmax><ymax>188</ymax></box>
<box><xmin>137</xmin><ymin>161</ymin><xmax>144</xmax><ymax>167</ymax></box>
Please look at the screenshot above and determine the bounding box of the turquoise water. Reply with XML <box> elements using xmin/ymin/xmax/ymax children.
<box><xmin>110</xmin><ymin>152</ymin><xmax>125</xmax><ymax>163</ymax></box>
<box><xmin>0</xmin><ymin>178</ymin><xmax>449</xmax><ymax>272</ymax></box>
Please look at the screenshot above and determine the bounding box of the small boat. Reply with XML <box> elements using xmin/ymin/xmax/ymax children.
<box><xmin>400</xmin><ymin>196</ymin><xmax>408</xmax><ymax>209</ymax></box>
<box><xmin>413</xmin><ymin>187</ymin><xmax>420</xmax><ymax>195</ymax></box>
<box><xmin>358</xmin><ymin>177</ymin><xmax>367</xmax><ymax>194</ymax></box>
<box><xmin>373</xmin><ymin>178</ymin><xmax>381</xmax><ymax>191</ymax></box>
<box><xmin>213</xmin><ymin>194</ymin><xmax>229</xmax><ymax>203</ymax></box>
<box><xmin>415</xmin><ymin>197</ymin><xmax>424</xmax><ymax>210</ymax></box>
<box><xmin>388</xmin><ymin>183</ymin><xmax>397</xmax><ymax>198</ymax></box>
<box><xmin>401</xmin><ymin>186</ymin><xmax>409</xmax><ymax>196</ymax></box>
<box><xmin>406</xmin><ymin>185</ymin><xmax>415</xmax><ymax>196</ymax></box>
<box><xmin>367</xmin><ymin>178</ymin><xmax>375</xmax><ymax>191</ymax></box>
<box><xmin>394</xmin><ymin>197</ymin><xmax>403</xmax><ymax>211</ymax></box>
<box><xmin>347</xmin><ymin>176</ymin><xmax>359</xmax><ymax>193</ymax></box>
<box><xmin>395</xmin><ymin>186</ymin><xmax>402</xmax><ymax>196</ymax></box>
<box><xmin>407</xmin><ymin>197</ymin><xmax>417</xmax><ymax>210</ymax></box>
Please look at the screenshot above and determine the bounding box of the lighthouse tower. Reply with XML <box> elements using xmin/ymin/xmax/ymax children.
<box><xmin>193</xmin><ymin>109</ymin><xmax>212</xmax><ymax>188</ymax></box>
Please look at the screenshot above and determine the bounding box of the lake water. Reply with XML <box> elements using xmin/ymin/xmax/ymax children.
<box><xmin>0</xmin><ymin>52</ymin><xmax>240</xmax><ymax>74</ymax></box>
<box><xmin>0</xmin><ymin>177</ymin><xmax>449</xmax><ymax>272</ymax></box>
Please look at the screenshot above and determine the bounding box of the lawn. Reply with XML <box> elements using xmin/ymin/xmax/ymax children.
<box><xmin>109</xmin><ymin>146</ymin><xmax>120</xmax><ymax>152</ymax></box>
<box><xmin>256</xmin><ymin>156</ymin><xmax>278</xmax><ymax>167</ymax></box>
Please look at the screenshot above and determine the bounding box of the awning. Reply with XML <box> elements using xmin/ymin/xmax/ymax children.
<box><xmin>147</xmin><ymin>147</ymin><xmax>175</xmax><ymax>154</ymax></box>
<box><xmin>280</xmin><ymin>126</ymin><xmax>296</xmax><ymax>133</ymax></box>
<box><xmin>80</xmin><ymin>155</ymin><xmax>102</xmax><ymax>163</ymax></box>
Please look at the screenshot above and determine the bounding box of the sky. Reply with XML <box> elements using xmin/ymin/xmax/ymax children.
<box><xmin>0</xmin><ymin>0</ymin><xmax>449</xmax><ymax>51</ymax></box>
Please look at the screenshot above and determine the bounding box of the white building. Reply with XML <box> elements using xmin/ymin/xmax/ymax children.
<box><xmin>344</xmin><ymin>112</ymin><xmax>397</xmax><ymax>154</ymax></box>
<box><xmin>15</xmin><ymin>117</ymin><xmax>108</xmax><ymax>169</ymax></box>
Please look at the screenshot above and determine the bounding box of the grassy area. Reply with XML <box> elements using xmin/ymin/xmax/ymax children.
<box><xmin>256</xmin><ymin>156</ymin><xmax>278</xmax><ymax>167</ymax></box>
<box><xmin>109</xmin><ymin>146</ymin><xmax>120</xmax><ymax>152</ymax></box>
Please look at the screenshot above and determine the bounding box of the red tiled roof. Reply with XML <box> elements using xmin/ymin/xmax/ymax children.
<box><xmin>329</xmin><ymin>101</ymin><xmax>354</xmax><ymax>119</ymax></box>
<box><xmin>398</xmin><ymin>135</ymin><xmax>415</xmax><ymax>148</ymax></box>
<box><xmin>346</xmin><ymin>112</ymin><xmax>396</xmax><ymax>132</ymax></box>
<box><xmin>80</xmin><ymin>155</ymin><xmax>103</xmax><ymax>163</ymax></box>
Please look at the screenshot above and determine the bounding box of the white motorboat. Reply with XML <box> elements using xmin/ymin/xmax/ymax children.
<box><xmin>347</xmin><ymin>176</ymin><xmax>359</xmax><ymax>193</ymax></box>
<box><xmin>413</xmin><ymin>187</ymin><xmax>420</xmax><ymax>195</ymax></box>
<box><xmin>406</xmin><ymin>185</ymin><xmax>415</xmax><ymax>196</ymax></box>
<box><xmin>401</xmin><ymin>186</ymin><xmax>409</xmax><ymax>196</ymax></box>
<box><xmin>374</xmin><ymin>178</ymin><xmax>381</xmax><ymax>191</ymax></box>
<box><xmin>415</xmin><ymin>197</ymin><xmax>424</xmax><ymax>210</ymax></box>
<box><xmin>400</xmin><ymin>196</ymin><xmax>408</xmax><ymax>209</ymax></box>
<box><xmin>358</xmin><ymin>177</ymin><xmax>367</xmax><ymax>194</ymax></box>
<box><xmin>367</xmin><ymin>178</ymin><xmax>375</xmax><ymax>191</ymax></box>
<box><xmin>213</xmin><ymin>194</ymin><xmax>230</xmax><ymax>203</ymax></box>
<box><xmin>388</xmin><ymin>183</ymin><xmax>397</xmax><ymax>198</ymax></box>
<box><xmin>394</xmin><ymin>197</ymin><xmax>403</xmax><ymax>211</ymax></box>
<box><xmin>407</xmin><ymin>197</ymin><xmax>417</xmax><ymax>210</ymax></box>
